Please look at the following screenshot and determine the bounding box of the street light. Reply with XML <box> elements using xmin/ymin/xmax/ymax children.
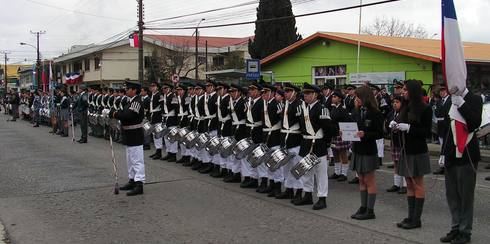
<box><xmin>195</xmin><ymin>18</ymin><xmax>205</xmax><ymax>81</ymax></box>
<box><xmin>20</xmin><ymin>42</ymin><xmax>41</xmax><ymax>90</ymax></box>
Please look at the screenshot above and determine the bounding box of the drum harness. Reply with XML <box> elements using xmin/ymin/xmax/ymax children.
<box><xmin>281</xmin><ymin>97</ymin><xmax>301</xmax><ymax>149</ymax></box>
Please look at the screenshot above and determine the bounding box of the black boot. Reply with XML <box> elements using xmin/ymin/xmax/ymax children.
<box><xmin>199</xmin><ymin>163</ymin><xmax>214</xmax><ymax>174</ymax></box>
<box><xmin>216</xmin><ymin>168</ymin><xmax>229</xmax><ymax>178</ymax></box>
<box><xmin>276</xmin><ymin>188</ymin><xmax>294</xmax><ymax>199</ymax></box>
<box><xmin>351</xmin><ymin>207</ymin><xmax>367</xmax><ymax>219</ymax></box>
<box><xmin>397</xmin><ymin>196</ymin><xmax>416</xmax><ymax>228</ymax></box>
<box><xmin>313</xmin><ymin>197</ymin><xmax>327</xmax><ymax>210</ymax></box>
<box><xmin>291</xmin><ymin>189</ymin><xmax>303</xmax><ymax>204</ymax></box>
<box><xmin>240</xmin><ymin>177</ymin><xmax>251</xmax><ymax>188</ymax></box>
<box><xmin>167</xmin><ymin>153</ymin><xmax>177</xmax><ymax>162</ymax></box>
<box><xmin>387</xmin><ymin>185</ymin><xmax>400</xmax><ymax>192</ymax></box>
<box><xmin>354</xmin><ymin>208</ymin><xmax>375</xmax><ymax>220</ymax></box>
<box><xmin>126</xmin><ymin>181</ymin><xmax>144</xmax><ymax>196</ymax></box>
<box><xmin>143</xmin><ymin>144</ymin><xmax>151</xmax><ymax>150</ymax></box>
<box><xmin>210</xmin><ymin>165</ymin><xmax>221</xmax><ymax>177</ymax></box>
<box><xmin>241</xmin><ymin>177</ymin><xmax>258</xmax><ymax>188</ymax></box>
<box><xmin>150</xmin><ymin>149</ymin><xmax>161</xmax><ymax>160</ymax></box>
<box><xmin>228</xmin><ymin>172</ymin><xmax>242</xmax><ymax>183</ymax></box>
<box><xmin>294</xmin><ymin>191</ymin><xmax>313</xmax><ymax>206</ymax></box>
<box><xmin>119</xmin><ymin>179</ymin><xmax>135</xmax><ymax>191</ymax></box>
<box><xmin>263</xmin><ymin>179</ymin><xmax>274</xmax><ymax>194</ymax></box>
<box><xmin>176</xmin><ymin>156</ymin><xmax>186</xmax><ymax>164</ymax></box>
<box><xmin>449</xmin><ymin>232</ymin><xmax>471</xmax><ymax>244</ymax></box>
<box><xmin>440</xmin><ymin>230</ymin><xmax>460</xmax><ymax>243</ymax></box>
<box><xmin>353</xmin><ymin>194</ymin><xmax>376</xmax><ymax>220</ymax></box>
<box><xmin>256</xmin><ymin>178</ymin><xmax>268</xmax><ymax>193</ymax></box>
<box><xmin>191</xmin><ymin>161</ymin><xmax>203</xmax><ymax>170</ymax></box>
<box><xmin>401</xmin><ymin>198</ymin><xmax>424</xmax><ymax>229</ymax></box>
<box><xmin>267</xmin><ymin>182</ymin><xmax>281</xmax><ymax>197</ymax></box>
<box><xmin>183</xmin><ymin>157</ymin><xmax>194</xmax><ymax>167</ymax></box>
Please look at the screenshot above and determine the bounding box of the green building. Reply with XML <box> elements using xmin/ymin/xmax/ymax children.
<box><xmin>261</xmin><ymin>32</ymin><xmax>490</xmax><ymax>92</ymax></box>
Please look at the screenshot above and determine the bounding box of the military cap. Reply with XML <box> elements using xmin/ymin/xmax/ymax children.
<box><xmin>332</xmin><ymin>89</ymin><xmax>345</xmax><ymax>100</ymax></box>
<box><xmin>283</xmin><ymin>82</ymin><xmax>301</xmax><ymax>93</ymax></box>
<box><xmin>303</xmin><ymin>82</ymin><xmax>321</xmax><ymax>94</ymax></box>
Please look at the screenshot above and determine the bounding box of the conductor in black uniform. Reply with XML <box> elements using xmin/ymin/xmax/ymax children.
<box><xmin>76</xmin><ymin>84</ymin><xmax>89</xmax><ymax>143</ymax></box>
<box><xmin>112</xmin><ymin>81</ymin><xmax>146</xmax><ymax>196</ymax></box>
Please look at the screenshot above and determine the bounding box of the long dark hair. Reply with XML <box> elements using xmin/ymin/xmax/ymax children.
<box><xmin>400</xmin><ymin>79</ymin><xmax>426</xmax><ymax>123</ymax></box>
<box><xmin>355</xmin><ymin>85</ymin><xmax>379</xmax><ymax>113</ymax></box>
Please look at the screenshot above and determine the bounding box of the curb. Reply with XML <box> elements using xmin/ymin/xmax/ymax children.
<box><xmin>0</xmin><ymin>221</ymin><xmax>8</xmax><ymax>244</ymax></box>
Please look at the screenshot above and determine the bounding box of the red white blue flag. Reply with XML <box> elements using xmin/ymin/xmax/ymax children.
<box><xmin>442</xmin><ymin>0</ymin><xmax>471</xmax><ymax>157</ymax></box>
<box><xmin>129</xmin><ymin>32</ymin><xmax>139</xmax><ymax>48</ymax></box>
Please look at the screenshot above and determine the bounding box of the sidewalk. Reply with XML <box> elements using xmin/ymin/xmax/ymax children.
<box><xmin>385</xmin><ymin>140</ymin><xmax>490</xmax><ymax>163</ymax></box>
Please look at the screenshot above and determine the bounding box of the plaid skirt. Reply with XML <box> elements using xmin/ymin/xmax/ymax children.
<box><xmin>331</xmin><ymin>136</ymin><xmax>351</xmax><ymax>151</ymax></box>
<box><xmin>391</xmin><ymin>146</ymin><xmax>401</xmax><ymax>162</ymax></box>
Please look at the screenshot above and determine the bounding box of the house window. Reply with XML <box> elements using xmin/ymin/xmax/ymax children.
<box><xmin>62</xmin><ymin>64</ymin><xmax>66</xmax><ymax>74</ymax></box>
<box><xmin>84</xmin><ymin>59</ymin><xmax>90</xmax><ymax>71</ymax></box>
<box><xmin>94</xmin><ymin>57</ymin><xmax>101</xmax><ymax>70</ymax></box>
<box><xmin>212</xmin><ymin>56</ymin><xmax>225</xmax><ymax>67</ymax></box>
<box><xmin>73</xmin><ymin>61</ymin><xmax>82</xmax><ymax>72</ymax></box>
<box><xmin>312</xmin><ymin>65</ymin><xmax>347</xmax><ymax>87</ymax></box>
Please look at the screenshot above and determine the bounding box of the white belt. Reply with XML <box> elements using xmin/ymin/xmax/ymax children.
<box><xmin>163</xmin><ymin>111</ymin><xmax>176</xmax><ymax>117</ymax></box>
<box><xmin>281</xmin><ymin>129</ymin><xmax>301</xmax><ymax>134</ymax></box>
<box><xmin>122</xmin><ymin>123</ymin><xmax>143</xmax><ymax>130</ymax></box>
<box><xmin>263</xmin><ymin>122</ymin><xmax>281</xmax><ymax>132</ymax></box>
<box><xmin>178</xmin><ymin>112</ymin><xmax>188</xmax><ymax>117</ymax></box>
<box><xmin>204</xmin><ymin>114</ymin><xmax>216</xmax><ymax>119</ymax></box>
<box><xmin>195</xmin><ymin>117</ymin><xmax>205</xmax><ymax>121</ymax></box>
<box><xmin>232</xmin><ymin>120</ymin><xmax>246</xmax><ymax>125</ymax></box>
<box><xmin>246</xmin><ymin>122</ymin><xmax>263</xmax><ymax>128</ymax></box>
<box><xmin>150</xmin><ymin>108</ymin><xmax>161</xmax><ymax>113</ymax></box>
<box><xmin>436</xmin><ymin>117</ymin><xmax>445</xmax><ymax>121</ymax></box>
<box><xmin>219</xmin><ymin>115</ymin><xmax>231</xmax><ymax>122</ymax></box>
<box><xmin>302</xmin><ymin>129</ymin><xmax>324</xmax><ymax>140</ymax></box>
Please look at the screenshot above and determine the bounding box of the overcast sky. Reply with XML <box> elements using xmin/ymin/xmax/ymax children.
<box><xmin>1</xmin><ymin>0</ymin><xmax>488</xmax><ymax>64</ymax></box>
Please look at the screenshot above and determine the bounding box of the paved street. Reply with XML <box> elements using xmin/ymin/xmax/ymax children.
<box><xmin>0</xmin><ymin>114</ymin><xmax>489</xmax><ymax>244</ymax></box>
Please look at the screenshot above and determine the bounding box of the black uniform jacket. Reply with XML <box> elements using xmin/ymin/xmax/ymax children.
<box><xmin>299</xmin><ymin>100</ymin><xmax>336</xmax><ymax>157</ymax></box>
<box><xmin>262</xmin><ymin>98</ymin><xmax>283</xmax><ymax>148</ymax></box>
<box><xmin>246</xmin><ymin>97</ymin><xmax>264</xmax><ymax>144</ymax></box>
<box><xmin>231</xmin><ymin>96</ymin><xmax>248</xmax><ymax>141</ymax></box>
<box><xmin>141</xmin><ymin>95</ymin><xmax>150</xmax><ymax>120</ymax></box>
<box><xmin>281</xmin><ymin>98</ymin><xmax>303</xmax><ymax>149</ymax></box>
<box><xmin>443</xmin><ymin>91</ymin><xmax>482</xmax><ymax>168</ymax></box>
<box><xmin>162</xmin><ymin>92</ymin><xmax>179</xmax><ymax>127</ymax></box>
<box><xmin>435</xmin><ymin>96</ymin><xmax>452</xmax><ymax>138</ymax></box>
<box><xmin>351</xmin><ymin>107</ymin><xmax>384</xmax><ymax>156</ymax></box>
<box><xmin>77</xmin><ymin>92</ymin><xmax>89</xmax><ymax>112</ymax></box>
<box><xmin>198</xmin><ymin>92</ymin><xmax>218</xmax><ymax>132</ymax></box>
<box><xmin>177</xmin><ymin>95</ymin><xmax>189</xmax><ymax>128</ymax></box>
<box><xmin>114</xmin><ymin>95</ymin><xmax>145</xmax><ymax>146</ymax></box>
<box><xmin>400</xmin><ymin>105</ymin><xmax>432</xmax><ymax>155</ymax></box>
<box><xmin>150</xmin><ymin>91</ymin><xmax>163</xmax><ymax>124</ymax></box>
<box><xmin>217</xmin><ymin>94</ymin><xmax>233</xmax><ymax>137</ymax></box>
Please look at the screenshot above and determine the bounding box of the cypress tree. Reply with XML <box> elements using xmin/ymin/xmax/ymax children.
<box><xmin>248</xmin><ymin>0</ymin><xmax>302</xmax><ymax>60</ymax></box>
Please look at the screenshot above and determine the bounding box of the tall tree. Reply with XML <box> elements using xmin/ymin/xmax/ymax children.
<box><xmin>363</xmin><ymin>16</ymin><xmax>429</xmax><ymax>39</ymax></box>
<box><xmin>248</xmin><ymin>0</ymin><xmax>302</xmax><ymax>60</ymax></box>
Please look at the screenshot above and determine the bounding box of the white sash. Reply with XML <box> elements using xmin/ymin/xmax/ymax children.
<box><xmin>302</xmin><ymin>101</ymin><xmax>317</xmax><ymax>136</ymax></box>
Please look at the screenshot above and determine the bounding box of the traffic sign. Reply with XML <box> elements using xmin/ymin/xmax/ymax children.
<box><xmin>246</xmin><ymin>59</ymin><xmax>261</xmax><ymax>80</ymax></box>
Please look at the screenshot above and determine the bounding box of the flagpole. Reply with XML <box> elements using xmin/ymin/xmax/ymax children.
<box><xmin>356</xmin><ymin>0</ymin><xmax>363</xmax><ymax>83</ymax></box>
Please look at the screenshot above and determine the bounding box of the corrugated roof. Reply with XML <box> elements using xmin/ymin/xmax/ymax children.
<box><xmin>261</xmin><ymin>32</ymin><xmax>490</xmax><ymax>65</ymax></box>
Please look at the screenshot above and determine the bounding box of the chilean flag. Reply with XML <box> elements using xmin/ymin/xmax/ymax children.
<box><xmin>442</xmin><ymin>0</ymin><xmax>471</xmax><ymax>158</ymax></box>
<box><xmin>129</xmin><ymin>32</ymin><xmax>139</xmax><ymax>48</ymax></box>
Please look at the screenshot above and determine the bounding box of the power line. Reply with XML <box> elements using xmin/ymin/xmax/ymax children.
<box><xmin>147</xmin><ymin>0</ymin><xmax>402</xmax><ymax>30</ymax></box>
<box><xmin>23</xmin><ymin>0</ymin><xmax>134</xmax><ymax>22</ymax></box>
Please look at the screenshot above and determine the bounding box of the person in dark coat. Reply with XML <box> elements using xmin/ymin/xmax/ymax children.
<box><xmin>197</xmin><ymin>80</ymin><xmax>219</xmax><ymax>174</ymax></box>
<box><xmin>385</xmin><ymin>95</ymin><xmax>407</xmax><ymax>194</ymax></box>
<box><xmin>76</xmin><ymin>85</ymin><xmax>89</xmax><ymax>143</ymax></box>
<box><xmin>343</xmin><ymin>84</ymin><xmax>356</xmax><ymax>115</ymax></box>
<box><xmin>433</xmin><ymin>85</ymin><xmax>452</xmax><ymax>175</ymax></box>
<box><xmin>394</xmin><ymin>80</ymin><xmax>432</xmax><ymax>230</ymax></box>
<box><xmin>148</xmin><ymin>81</ymin><xmax>164</xmax><ymax>160</ymax></box>
<box><xmin>140</xmin><ymin>87</ymin><xmax>151</xmax><ymax>150</ymax></box>
<box><xmin>211</xmin><ymin>82</ymin><xmax>232</xmax><ymax>178</ymax></box>
<box><xmin>329</xmin><ymin>89</ymin><xmax>352</xmax><ymax>182</ymax></box>
<box><xmin>350</xmin><ymin>85</ymin><xmax>384</xmax><ymax>220</ymax></box>
<box><xmin>223</xmin><ymin>84</ymin><xmax>247</xmax><ymax>183</ymax></box>
<box><xmin>439</xmin><ymin>87</ymin><xmax>482</xmax><ymax>244</ymax></box>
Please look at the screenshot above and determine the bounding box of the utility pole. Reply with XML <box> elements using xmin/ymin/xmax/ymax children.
<box><xmin>1</xmin><ymin>51</ymin><xmax>10</xmax><ymax>95</ymax></box>
<box><xmin>195</xmin><ymin>19</ymin><xmax>205</xmax><ymax>81</ymax></box>
<box><xmin>30</xmin><ymin>30</ymin><xmax>46</xmax><ymax>90</ymax></box>
<box><xmin>138</xmin><ymin>0</ymin><xmax>144</xmax><ymax>85</ymax></box>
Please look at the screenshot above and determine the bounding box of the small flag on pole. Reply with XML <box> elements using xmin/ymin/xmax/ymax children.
<box><xmin>129</xmin><ymin>32</ymin><xmax>139</xmax><ymax>48</ymax></box>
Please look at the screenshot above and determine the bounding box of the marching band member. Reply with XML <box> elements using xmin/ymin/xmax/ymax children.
<box><xmin>174</xmin><ymin>83</ymin><xmax>189</xmax><ymax>163</ymax></box>
<box><xmin>394</xmin><ymin>80</ymin><xmax>432</xmax><ymax>229</ymax></box>
<box><xmin>161</xmin><ymin>83</ymin><xmax>179</xmax><ymax>162</ymax></box>
<box><xmin>240</xmin><ymin>82</ymin><xmax>263</xmax><ymax>188</ymax></box>
<box><xmin>296</xmin><ymin>83</ymin><xmax>335</xmax><ymax>210</ymax></box>
<box><xmin>190</xmin><ymin>83</ymin><xmax>206</xmax><ymax>170</ymax></box>
<box><xmin>182</xmin><ymin>83</ymin><xmax>197</xmax><ymax>166</ymax></box>
<box><xmin>350</xmin><ymin>85</ymin><xmax>384</xmax><ymax>220</ymax></box>
<box><xmin>140</xmin><ymin>87</ymin><xmax>151</xmax><ymax>150</ymax></box>
<box><xmin>329</xmin><ymin>89</ymin><xmax>352</xmax><ymax>182</ymax></box>
<box><xmin>197</xmin><ymin>80</ymin><xmax>219</xmax><ymax>174</ymax></box>
<box><xmin>344</xmin><ymin>84</ymin><xmax>356</xmax><ymax>115</ymax></box>
<box><xmin>112</xmin><ymin>81</ymin><xmax>146</xmax><ymax>196</ymax></box>
<box><xmin>385</xmin><ymin>95</ymin><xmax>407</xmax><ymax>194</ymax></box>
<box><xmin>211</xmin><ymin>82</ymin><xmax>232</xmax><ymax>178</ymax></box>
<box><xmin>433</xmin><ymin>85</ymin><xmax>451</xmax><ymax>175</ymax></box>
<box><xmin>258</xmin><ymin>84</ymin><xmax>284</xmax><ymax>197</ymax></box>
<box><xmin>224</xmin><ymin>84</ymin><xmax>247</xmax><ymax>183</ymax></box>
<box><xmin>277</xmin><ymin>83</ymin><xmax>303</xmax><ymax>201</ymax></box>
<box><xmin>148</xmin><ymin>81</ymin><xmax>164</xmax><ymax>160</ymax></box>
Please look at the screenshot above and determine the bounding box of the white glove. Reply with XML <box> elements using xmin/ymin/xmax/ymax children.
<box><xmin>451</xmin><ymin>95</ymin><xmax>465</xmax><ymax>107</ymax></box>
<box><xmin>389</xmin><ymin>120</ymin><xmax>397</xmax><ymax>129</ymax></box>
<box><xmin>396</xmin><ymin>123</ymin><xmax>410</xmax><ymax>132</ymax></box>
<box><xmin>102</xmin><ymin>109</ymin><xmax>110</xmax><ymax>117</ymax></box>
<box><xmin>438</xmin><ymin>155</ymin><xmax>445</xmax><ymax>167</ymax></box>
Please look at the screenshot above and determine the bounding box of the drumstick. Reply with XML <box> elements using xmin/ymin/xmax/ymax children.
<box><xmin>109</xmin><ymin>134</ymin><xmax>119</xmax><ymax>195</ymax></box>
